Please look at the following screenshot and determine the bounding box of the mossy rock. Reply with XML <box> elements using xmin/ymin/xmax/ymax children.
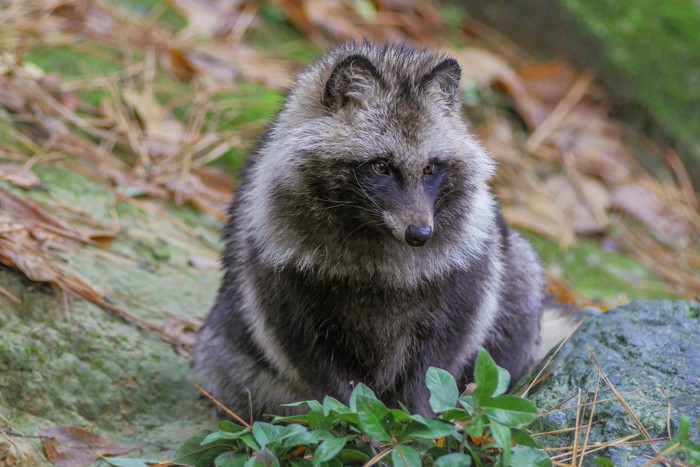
<box><xmin>526</xmin><ymin>300</ymin><xmax>700</xmax><ymax>465</ymax></box>
<box><xmin>0</xmin><ymin>168</ymin><xmax>221</xmax><ymax>464</ymax></box>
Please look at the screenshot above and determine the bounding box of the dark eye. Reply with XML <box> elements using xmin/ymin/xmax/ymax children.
<box><xmin>423</xmin><ymin>164</ymin><xmax>435</xmax><ymax>175</ymax></box>
<box><xmin>373</xmin><ymin>161</ymin><xmax>389</xmax><ymax>175</ymax></box>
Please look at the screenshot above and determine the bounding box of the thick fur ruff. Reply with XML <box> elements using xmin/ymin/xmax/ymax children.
<box><xmin>195</xmin><ymin>41</ymin><xmax>545</xmax><ymax>419</ymax></box>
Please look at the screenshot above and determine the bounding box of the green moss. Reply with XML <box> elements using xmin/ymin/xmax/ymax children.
<box><xmin>524</xmin><ymin>233</ymin><xmax>678</xmax><ymax>303</ymax></box>
<box><xmin>562</xmin><ymin>0</ymin><xmax>700</xmax><ymax>174</ymax></box>
<box><xmin>114</xmin><ymin>0</ymin><xmax>187</xmax><ymax>30</ymax></box>
<box><xmin>25</xmin><ymin>45</ymin><xmax>122</xmax><ymax>78</ymax></box>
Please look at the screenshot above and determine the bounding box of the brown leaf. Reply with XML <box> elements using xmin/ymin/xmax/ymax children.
<box><xmin>543</xmin><ymin>174</ymin><xmax>610</xmax><ymax>235</ymax></box>
<box><xmin>453</xmin><ymin>48</ymin><xmax>547</xmax><ymax>129</ymax></box>
<box><xmin>611</xmin><ymin>183</ymin><xmax>694</xmax><ymax>240</ymax></box>
<box><xmin>40</xmin><ymin>426</ymin><xmax>133</xmax><ymax>467</ymax></box>
<box><xmin>0</xmin><ymin>163</ymin><xmax>45</xmax><ymax>190</ymax></box>
<box><xmin>0</xmin><ymin>187</ymin><xmax>83</xmax><ymax>243</ymax></box>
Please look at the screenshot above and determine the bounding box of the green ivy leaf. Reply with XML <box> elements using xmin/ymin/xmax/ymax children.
<box><xmin>279</xmin><ymin>424</ymin><xmax>317</xmax><ymax>448</ymax></box>
<box><xmin>391</xmin><ymin>444</ymin><xmax>421</xmax><ymax>466</ymax></box>
<box><xmin>288</xmin><ymin>458</ymin><xmax>313</xmax><ymax>467</ymax></box>
<box><xmin>244</xmin><ymin>447</ymin><xmax>280</xmax><ymax>467</ymax></box>
<box><xmin>426</xmin><ymin>367</ymin><xmax>459</xmax><ymax>413</ymax></box>
<box><xmin>214</xmin><ymin>451</ymin><xmax>247</xmax><ymax>467</ymax></box>
<box><xmin>271</xmin><ymin>414</ymin><xmax>309</xmax><ymax>425</ymax></box>
<box><xmin>349</xmin><ymin>384</ymin><xmax>379</xmax><ymax>412</ymax></box>
<box><xmin>251</xmin><ymin>423</ymin><xmax>283</xmax><ymax>448</ymax></box>
<box><xmin>280</xmin><ymin>400</ymin><xmax>323</xmax><ymax>412</ymax></box>
<box><xmin>220</xmin><ymin>420</ymin><xmax>248</xmax><ymax>433</ymax></box>
<box><xmin>440</xmin><ymin>408</ymin><xmax>471</xmax><ymax>421</ymax></box>
<box><xmin>312</xmin><ymin>437</ymin><xmax>348</xmax><ymax>466</ymax></box>
<box><xmin>355</xmin><ymin>395</ymin><xmax>392</xmax><ymax>442</ymax></box>
<box><xmin>481</xmin><ymin>396</ymin><xmax>538</xmax><ymax>427</ymax></box>
<box><xmin>173</xmin><ymin>430</ymin><xmax>231</xmax><ymax>466</ymax></box>
<box><xmin>466</xmin><ymin>414</ymin><xmax>485</xmax><ymax>440</ymax></box>
<box><xmin>433</xmin><ymin>452</ymin><xmax>472</xmax><ymax>466</ymax></box>
<box><xmin>511</xmin><ymin>428</ymin><xmax>537</xmax><ymax>448</ymax></box>
<box><xmin>472</xmin><ymin>348</ymin><xmax>499</xmax><ymax>404</ymax></box>
<box><xmin>337</xmin><ymin>446</ymin><xmax>371</xmax><ymax>464</ymax></box>
<box><xmin>322</xmin><ymin>396</ymin><xmax>350</xmax><ymax>415</ymax></box>
<box><xmin>239</xmin><ymin>434</ymin><xmax>261</xmax><ymax>451</ymax></box>
<box><xmin>201</xmin><ymin>429</ymin><xmax>249</xmax><ymax>445</ymax></box>
<box><xmin>494</xmin><ymin>367</ymin><xmax>511</xmax><ymax>397</ymax></box>
<box><xmin>509</xmin><ymin>446</ymin><xmax>552</xmax><ymax>467</ymax></box>
<box><xmin>490</xmin><ymin>420</ymin><xmax>512</xmax><ymax>466</ymax></box>
<box><xmin>404</xmin><ymin>415</ymin><xmax>458</xmax><ymax>439</ymax></box>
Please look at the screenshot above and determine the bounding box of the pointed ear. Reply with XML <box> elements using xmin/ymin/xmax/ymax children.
<box><xmin>421</xmin><ymin>58</ymin><xmax>461</xmax><ymax>109</ymax></box>
<box><xmin>322</xmin><ymin>54</ymin><xmax>382</xmax><ymax>111</ymax></box>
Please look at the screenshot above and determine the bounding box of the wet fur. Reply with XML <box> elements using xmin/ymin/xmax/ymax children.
<box><xmin>195</xmin><ymin>41</ymin><xmax>545</xmax><ymax>419</ymax></box>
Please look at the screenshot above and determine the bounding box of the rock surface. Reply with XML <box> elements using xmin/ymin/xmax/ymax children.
<box><xmin>526</xmin><ymin>300</ymin><xmax>700</xmax><ymax>465</ymax></box>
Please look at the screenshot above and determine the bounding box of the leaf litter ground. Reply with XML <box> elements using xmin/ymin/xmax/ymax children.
<box><xmin>0</xmin><ymin>0</ymin><xmax>698</xmax><ymax>465</ymax></box>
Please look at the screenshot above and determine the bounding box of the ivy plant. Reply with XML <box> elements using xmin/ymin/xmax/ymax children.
<box><xmin>106</xmin><ymin>348</ymin><xmax>551</xmax><ymax>466</ymax></box>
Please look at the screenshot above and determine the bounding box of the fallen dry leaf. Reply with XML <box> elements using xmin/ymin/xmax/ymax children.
<box><xmin>40</xmin><ymin>426</ymin><xmax>134</xmax><ymax>467</ymax></box>
<box><xmin>454</xmin><ymin>48</ymin><xmax>547</xmax><ymax>129</ymax></box>
<box><xmin>0</xmin><ymin>163</ymin><xmax>45</xmax><ymax>190</ymax></box>
<box><xmin>611</xmin><ymin>183</ymin><xmax>694</xmax><ymax>241</ymax></box>
<box><xmin>543</xmin><ymin>174</ymin><xmax>610</xmax><ymax>235</ymax></box>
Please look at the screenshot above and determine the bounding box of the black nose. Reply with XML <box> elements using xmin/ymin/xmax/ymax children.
<box><xmin>405</xmin><ymin>224</ymin><xmax>433</xmax><ymax>247</ymax></box>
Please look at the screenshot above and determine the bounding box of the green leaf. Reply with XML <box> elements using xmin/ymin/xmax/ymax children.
<box><xmin>273</xmin><ymin>415</ymin><xmax>310</xmax><ymax>425</ymax></box>
<box><xmin>679</xmin><ymin>413</ymin><xmax>690</xmax><ymax>442</ymax></box>
<box><xmin>202</xmin><ymin>427</ymin><xmax>250</xmax><ymax>445</ymax></box>
<box><xmin>466</xmin><ymin>415</ymin><xmax>485</xmax><ymax>440</ymax></box>
<box><xmin>509</xmin><ymin>446</ymin><xmax>552</xmax><ymax>467</ymax></box>
<box><xmin>434</xmin><ymin>452</ymin><xmax>472</xmax><ymax>466</ymax></box>
<box><xmin>102</xmin><ymin>458</ymin><xmax>160</xmax><ymax>467</ymax></box>
<box><xmin>309</xmin><ymin>430</ymin><xmax>337</xmax><ymax>442</ymax></box>
<box><xmin>391</xmin><ymin>444</ymin><xmax>421</xmax><ymax>466</ymax></box>
<box><xmin>511</xmin><ymin>428</ymin><xmax>537</xmax><ymax>448</ymax></box>
<box><xmin>355</xmin><ymin>395</ymin><xmax>392</xmax><ymax>442</ymax></box>
<box><xmin>244</xmin><ymin>447</ymin><xmax>280</xmax><ymax>467</ymax></box>
<box><xmin>440</xmin><ymin>408</ymin><xmax>471</xmax><ymax>421</ymax></box>
<box><xmin>481</xmin><ymin>395</ymin><xmax>538</xmax><ymax>427</ymax></box>
<box><xmin>337</xmin><ymin>446</ymin><xmax>371</xmax><ymax>464</ymax></box>
<box><xmin>490</xmin><ymin>420</ymin><xmax>512</xmax><ymax>466</ymax></box>
<box><xmin>215</xmin><ymin>451</ymin><xmax>247</xmax><ymax>467</ymax></box>
<box><xmin>220</xmin><ymin>420</ymin><xmax>248</xmax><ymax>433</ymax></box>
<box><xmin>279</xmin><ymin>425</ymin><xmax>317</xmax><ymax>448</ymax></box>
<box><xmin>472</xmin><ymin>348</ymin><xmax>499</xmax><ymax>404</ymax></box>
<box><xmin>252</xmin><ymin>422</ymin><xmax>283</xmax><ymax>447</ymax></box>
<box><xmin>349</xmin><ymin>383</ymin><xmax>379</xmax><ymax>412</ymax></box>
<box><xmin>335</xmin><ymin>412</ymin><xmax>360</xmax><ymax>426</ymax></box>
<box><xmin>174</xmin><ymin>430</ymin><xmax>232</xmax><ymax>466</ymax></box>
<box><xmin>494</xmin><ymin>367</ymin><xmax>511</xmax><ymax>397</ymax></box>
<box><xmin>313</xmin><ymin>437</ymin><xmax>348</xmax><ymax>466</ymax></box>
<box><xmin>239</xmin><ymin>434</ymin><xmax>261</xmax><ymax>451</ymax></box>
<box><xmin>404</xmin><ymin>415</ymin><xmax>458</xmax><ymax>439</ymax></box>
<box><xmin>426</xmin><ymin>367</ymin><xmax>459</xmax><ymax>413</ymax></box>
<box><xmin>391</xmin><ymin>408</ymin><xmax>412</xmax><ymax>422</ymax></box>
<box><xmin>322</xmin><ymin>396</ymin><xmax>350</xmax><ymax>415</ymax></box>
<box><xmin>458</xmin><ymin>396</ymin><xmax>475</xmax><ymax>413</ymax></box>
<box><xmin>280</xmin><ymin>400</ymin><xmax>323</xmax><ymax>412</ymax></box>
<box><xmin>288</xmin><ymin>458</ymin><xmax>313</xmax><ymax>467</ymax></box>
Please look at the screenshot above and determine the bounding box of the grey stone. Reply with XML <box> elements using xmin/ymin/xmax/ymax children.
<box><xmin>526</xmin><ymin>300</ymin><xmax>700</xmax><ymax>465</ymax></box>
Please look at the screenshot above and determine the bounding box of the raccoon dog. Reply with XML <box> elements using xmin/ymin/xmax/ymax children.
<box><xmin>195</xmin><ymin>41</ymin><xmax>545</xmax><ymax>419</ymax></box>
